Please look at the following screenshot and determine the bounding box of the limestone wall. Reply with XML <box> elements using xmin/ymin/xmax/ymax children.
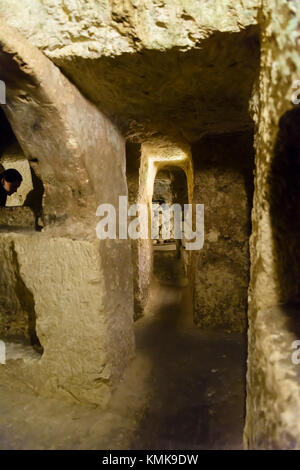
<box><xmin>126</xmin><ymin>142</ymin><xmax>147</xmax><ymax>319</ymax></box>
<box><xmin>244</xmin><ymin>0</ymin><xmax>300</xmax><ymax>449</ymax></box>
<box><xmin>0</xmin><ymin>0</ymin><xmax>260</xmax><ymax>60</ymax></box>
<box><xmin>192</xmin><ymin>131</ymin><xmax>254</xmax><ymax>332</ymax></box>
<box><xmin>0</xmin><ymin>23</ymin><xmax>135</xmax><ymax>406</ymax></box>
<box><xmin>0</xmin><ymin>233</ymin><xmax>134</xmax><ymax>406</ymax></box>
<box><xmin>0</xmin><ymin>207</ymin><xmax>35</xmax><ymax>231</ymax></box>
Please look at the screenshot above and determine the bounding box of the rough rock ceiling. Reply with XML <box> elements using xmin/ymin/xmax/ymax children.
<box><xmin>58</xmin><ymin>26</ymin><xmax>260</xmax><ymax>142</ymax></box>
<box><xmin>0</xmin><ymin>0</ymin><xmax>261</xmax><ymax>142</ymax></box>
<box><xmin>0</xmin><ymin>0</ymin><xmax>260</xmax><ymax>58</ymax></box>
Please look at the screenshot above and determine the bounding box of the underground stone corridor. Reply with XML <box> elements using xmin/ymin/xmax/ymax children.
<box><xmin>0</xmin><ymin>250</ymin><xmax>246</xmax><ymax>450</ymax></box>
<box><xmin>0</xmin><ymin>0</ymin><xmax>300</xmax><ymax>452</ymax></box>
<box><xmin>132</xmin><ymin>250</ymin><xmax>246</xmax><ymax>450</ymax></box>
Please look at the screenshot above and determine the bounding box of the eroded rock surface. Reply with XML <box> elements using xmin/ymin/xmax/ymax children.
<box><xmin>0</xmin><ymin>1</ymin><xmax>260</xmax><ymax>141</ymax></box>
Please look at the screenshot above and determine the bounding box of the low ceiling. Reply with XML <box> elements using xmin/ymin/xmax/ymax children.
<box><xmin>58</xmin><ymin>26</ymin><xmax>260</xmax><ymax>143</ymax></box>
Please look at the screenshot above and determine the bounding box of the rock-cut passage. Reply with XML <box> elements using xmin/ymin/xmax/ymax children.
<box><xmin>132</xmin><ymin>249</ymin><xmax>247</xmax><ymax>449</ymax></box>
<box><xmin>0</xmin><ymin>249</ymin><xmax>247</xmax><ymax>450</ymax></box>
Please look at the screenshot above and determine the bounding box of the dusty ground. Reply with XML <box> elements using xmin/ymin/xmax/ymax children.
<box><xmin>0</xmin><ymin>250</ymin><xmax>246</xmax><ymax>450</ymax></box>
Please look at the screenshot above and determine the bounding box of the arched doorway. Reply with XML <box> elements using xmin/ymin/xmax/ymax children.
<box><xmin>152</xmin><ymin>165</ymin><xmax>189</xmax><ymax>286</ymax></box>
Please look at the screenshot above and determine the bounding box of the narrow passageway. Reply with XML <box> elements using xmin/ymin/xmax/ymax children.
<box><xmin>0</xmin><ymin>248</ymin><xmax>247</xmax><ymax>450</ymax></box>
<box><xmin>0</xmin><ymin>0</ymin><xmax>299</xmax><ymax>449</ymax></box>
<box><xmin>131</xmin><ymin>249</ymin><xmax>247</xmax><ymax>450</ymax></box>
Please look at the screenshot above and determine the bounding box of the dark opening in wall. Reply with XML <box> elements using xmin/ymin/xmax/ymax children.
<box><xmin>270</xmin><ymin>106</ymin><xmax>300</xmax><ymax>303</ymax></box>
<box><xmin>0</xmin><ymin>107</ymin><xmax>44</xmax><ymax>229</ymax></box>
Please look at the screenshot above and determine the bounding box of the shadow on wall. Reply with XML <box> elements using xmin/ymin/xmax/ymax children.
<box><xmin>23</xmin><ymin>165</ymin><xmax>44</xmax><ymax>231</ymax></box>
<box><xmin>269</xmin><ymin>106</ymin><xmax>300</xmax><ymax>303</ymax></box>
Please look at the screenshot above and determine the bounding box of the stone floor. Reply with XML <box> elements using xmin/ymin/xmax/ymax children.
<box><xmin>0</xmin><ymin>251</ymin><xmax>246</xmax><ymax>450</ymax></box>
